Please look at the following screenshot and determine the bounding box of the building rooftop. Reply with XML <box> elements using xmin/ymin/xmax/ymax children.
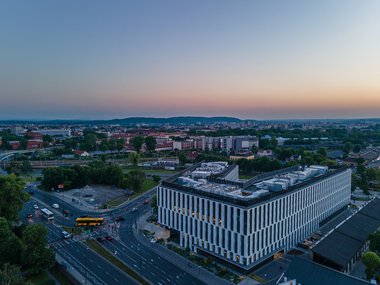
<box><xmin>285</xmin><ymin>256</ymin><xmax>370</xmax><ymax>285</ymax></box>
<box><xmin>312</xmin><ymin>198</ymin><xmax>380</xmax><ymax>268</ymax></box>
<box><xmin>162</xmin><ymin>162</ymin><xmax>348</xmax><ymax>206</ymax></box>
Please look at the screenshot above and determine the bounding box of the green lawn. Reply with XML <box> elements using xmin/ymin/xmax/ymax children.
<box><xmin>85</xmin><ymin>239</ymin><xmax>149</xmax><ymax>285</ymax></box>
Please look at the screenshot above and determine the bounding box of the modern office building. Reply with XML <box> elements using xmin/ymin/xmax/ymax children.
<box><xmin>157</xmin><ymin>162</ymin><xmax>351</xmax><ymax>272</ymax></box>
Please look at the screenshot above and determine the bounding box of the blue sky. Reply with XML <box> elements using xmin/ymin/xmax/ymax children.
<box><xmin>1</xmin><ymin>1</ymin><xmax>380</xmax><ymax>120</ymax></box>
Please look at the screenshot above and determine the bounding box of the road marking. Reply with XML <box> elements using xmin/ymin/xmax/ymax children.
<box><xmin>105</xmin><ymin>271</ymin><xmax>110</xmax><ymax>275</ymax></box>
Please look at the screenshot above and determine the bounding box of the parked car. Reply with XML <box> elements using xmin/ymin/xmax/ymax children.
<box><xmin>63</xmin><ymin>210</ymin><xmax>69</xmax><ymax>215</ymax></box>
<box><xmin>26</xmin><ymin>213</ymin><xmax>33</xmax><ymax>219</ymax></box>
<box><xmin>143</xmin><ymin>199</ymin><xmax>150</xmax><ymax>205</ymax></box>
<box><xmin>61</xmin><ymin>231</ymin><xmax>70</xmax><ymax>239</ymax></box>
<box><xmin>96</xmin><ymin>237</ymin><xmax>106</xmax><ymax>243</ymax></box>
<box><xmin>52</xmin><ymin>203</ymin><xmax>59</xmax><ymax>209</ymax></box>
<box><xmin>33</xmin><ymin>204</ymin><xmax>39</xmax><ymax>210</ymax></box>
<box><xmin>131</xmin><ymin>207</ymin><xmax>138</xmax><ymax>213</ymax></box>
<box><xmin>105</xmin><ymin>235</ymin><xmax>113</xmax><ymax>241</ymax></box>
<box><xmin>150</xmin><ymin>238</ymin><xmax>156</xmax><ymax>243</ymax></box>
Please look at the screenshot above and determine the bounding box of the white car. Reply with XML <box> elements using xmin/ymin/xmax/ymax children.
<box><xmin>61</xmin><ymin>231</ymin><xmax>70</xmax><ymax>239</ymax></box>
<box><xmin>52</xmin><ymin>203</ymin><xmax>59</xmax><ymax>209</ymax></box>
<box><xmin>150</xmin><ymin>238</ymin><xmax>156</xmax><ymax>243</ymax></box>
<box><xmin>33</xmin><ymin>204</ymin><xmax>39</xmax><ymax>210</ymax></box>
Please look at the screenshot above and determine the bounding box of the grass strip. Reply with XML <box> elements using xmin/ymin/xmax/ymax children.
<box><xmin>85</xmin><ymin>239</ymin><xmax>150</xmax><ymax>285</ymax></box>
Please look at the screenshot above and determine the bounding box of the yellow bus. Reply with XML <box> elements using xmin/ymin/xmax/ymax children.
<box><xmin>75</xmin><ymin>217</ymin><xmax>104</xmax><ymax>227</ymax></box>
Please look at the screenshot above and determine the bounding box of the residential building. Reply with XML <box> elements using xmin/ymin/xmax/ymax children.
<box><xmin>157</xmin><ymin>163</ymin><xmax>351</xmax><ymax>272</ymax></box>
<box><xmin>26</xmin><ymin>139</ymin><xmax>43</xmax><ymax>149</ymax></box>
<box><xmin>229</xmin><ymin>152</ymin><xmax>255</xmax><ymax>161</ymax></box>
<box><xmin>10</xmin><ymin>126</ymin><xmax>25</xmax><ymax>136</ymax></box>
<box><xmin>38</xmin><ymin>129</ymin><xmax>71</xmax><ymax>137</ymax></box>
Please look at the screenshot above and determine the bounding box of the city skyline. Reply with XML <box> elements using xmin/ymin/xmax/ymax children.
<box><xmin>1</xmin><ymin>0</ymin><xmax>380</xmax><ymax>120</ymax></box>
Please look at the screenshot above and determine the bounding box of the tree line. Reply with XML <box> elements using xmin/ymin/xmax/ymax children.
<box><xmin>41</xmin><ymin>162</ymin><xmax>146</xmax><ymax>193</ymax></box>
<box><xmin>0</xmin><ymin>175</ymin><xmax>54</xmax><ymax>284</ymax></box>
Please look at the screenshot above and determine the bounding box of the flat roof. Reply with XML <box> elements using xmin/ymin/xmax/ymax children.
<box><xmin>162</xmin><ymin>162</ymin><xmax>350</xmax><ymax>207</ymax></box>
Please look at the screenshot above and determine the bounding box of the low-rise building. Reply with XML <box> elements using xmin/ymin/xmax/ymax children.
<box><xmin>311</xmin><ymin>198</ymin><xmax>380</xmax><ymax>273</ymax></box>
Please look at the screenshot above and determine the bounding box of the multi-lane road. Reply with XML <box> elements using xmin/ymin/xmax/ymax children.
<box><xmin>21</xmin><ymin>184</ymin><xmax>205</xmax><ymax>285</ymax></box>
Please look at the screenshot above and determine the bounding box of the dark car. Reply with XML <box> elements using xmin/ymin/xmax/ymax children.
<box><xmin>28</xmin><ymin>191</ymin><xmax>34</xmax><ymax>195</ymax></box>
<box><xmin>115</xmin><ymin>216</ymin><xmax>125</xmax><ymax>222</ymax></box>
<box><xmin>26</xmin><ymin>214</ymin><xmax>32</xmax><ymax>219</ymax></box>
<box><xmin>105</xmin><ymin>235</ymin><xmax>113</xmax><ymax>241</ymax></box>
<box><xmin>63</xmin><ymin>210</ymin><xmax>70</xmax><ymax>215</ymax></box>
<box><xmin>96</xmin><ymin>237</ymin><xmax>106</xmax><ymax>243</ymax></box>
<box><xmin>143</xmin><ymin>199</ymin><xmax>150</xmax><ymax>205</ymax></box>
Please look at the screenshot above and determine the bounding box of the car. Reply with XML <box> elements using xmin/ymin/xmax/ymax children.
<box><xmin>115</xmin><ymin>216</ymin><xmax>125</xmax><ymax>222</ymax></box>
<box><xmin>61</xmin><ymin>231</ymin><xmax>70</xmax><ymax>239</ymax></box>
<box><xmin>105</xmin><ymin>235</ymin><xmax>113</xmax><ymax>241</ymax></box>
<box><xmin>26</xmin><ymin>213</ymin><xmax>33</xmax><ymax>219</ymax></box>
<box><xmin>143</xmin><ymin>199</ymin><xmax>150</xmax><ymax>205</ymax></box>
<box><xmin>33</xmin><ymin>204</ymin><xmax>39</xmax><ymax>210</ymax></box>
<box><xmin>61</xmin><ymin>260</ymin><xmax>69</xmax><ymax>270</ymax></box>
<box><xmin>96</xmin><ymin>237</ymin><xmax>106</xmax><ymax>243</ymax></box>
<box><xmin>150</xmin><ymin>238</ymin><xmax>156</xmax><ymax>243</ymax></box>
<box><xmin>131</xmin><ymin>207</ymin><xmax>138</xmax><ymax>213</ymax></box>
<box><xmin>52</xmin><ymin>203</ymin><xmax>59</xmax><ymax>209</ymax></box>
<box><xmin>63</xmin><ymin>210</ymin><xmax>69</xmax><ymax>215</ymax></box>
<box><xmin>28</xmin><ymin>191</ymin><xmax>34</xmax><ymax>195</ymax></box>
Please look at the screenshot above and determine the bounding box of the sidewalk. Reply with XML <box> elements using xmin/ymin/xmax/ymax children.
<box><xmin>135</xmin><ymin>211</ymin><xmax>236</xmax><ymax>285</ymax></box>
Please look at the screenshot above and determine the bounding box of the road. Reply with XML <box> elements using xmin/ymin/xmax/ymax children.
<box><xmin>21</xmin><ymin>200</ymin><xmax>139</xmax><ymax>285</ymax></box>
<box><xmin>22</xmin><ymin>184</ymin><xmax>205</xmax><ymax>285</ymax></box>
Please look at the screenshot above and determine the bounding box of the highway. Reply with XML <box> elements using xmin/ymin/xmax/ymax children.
<box><xmin>22</xmin><ymin>184</ymin><xmax>205</xmax><ymax>285</ymax></box>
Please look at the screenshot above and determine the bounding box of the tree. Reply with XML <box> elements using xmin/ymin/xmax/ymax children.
<box><xmin>145</xmin><ymin>136</ymin><xmax>157</xmax><ymax>152</ymax></box>
<box><xmin>178</xmin><ymin>151</ymin><xmax>187</xmax><ymax>166</ymax></box>
<box><xmin>343</xmin><ymin>142</ymin><xmax>352</xmax><ymax>154</ymax></box>
<box><xmin>21</xmin><ymin>224</ymin><xmax>55</xmax><ymax>275</ymax></box>
<box><xmin>152</xmin><ymin>175</ymin><xmax>161</xmax><ymax>183</ymax></box>
<box><xmin>0</xmin><ymin>175</ymin><xmax>28</xmax><ymax>222</ymax></box>
<box><xmin>353</xmin><ymin>144</ymin><xmax>362</xmax><ymax>153</ymax></box>
<box><xmin>131</xmin><ymin>136</ymin><xmax>144</xmax><ymax>153</ymax></box>
<box><xmin>362</xmin><ymin>251</ymin><xmax>380</xmax><ymax>280</ymax></box>
<box><xmin>151</xmin><ymin>194</ymin><xmax>158</xmax><ymax>213</ymax></box>
<box><xmin>276</xmin><ymin>148</ymin><xmax>293</xmax><ymax>161</ymax></box>
<box><xmin>317</xmin><ymin>147</ymin><xmax>327</xmax><ymax>158</ymax></box>
<box><xmin>0</xmin><ymin>263</ymin><xmax>28</xmax><ymax>285</ymax></box>
<box><xmin>116</xmin><ymin>139</ymin><xmax>125</xmax><ymax>151</ymax></box>
<box><xmin>0</xmin><ymin>218</ymin><xmax>22</xmax><ymax>266</ymax></box>
<box><xmin>126</xmin><ymin>170</ymin><xmax>145</xmax><ymax>193</ymax></box>
<box><xmin>81</xmin><ymin>133</ymin><xmax>97</xmax><ymax>151</ymax></box>
<box><xmin>370</xmin><ymin>231</ymin><xmax>380</xmax><ymax>253</ymax></box>
<box><xmin>128</xmin><ymin>152</ymin><xmax>140</xmax><ymax>166</ymax></box>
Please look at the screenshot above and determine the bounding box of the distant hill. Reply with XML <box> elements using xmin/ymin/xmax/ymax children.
<box><xmin>96</xmin><ymin>116</ymin><xmax>243</xmax><ymax>125</ymax></box>
<box><xmin>0</xmin><ymin>116</ymin><xmax>243</xmax><ymax>125</ymax></box>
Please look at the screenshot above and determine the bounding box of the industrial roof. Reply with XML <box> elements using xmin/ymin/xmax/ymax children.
<box><xmin>285</xmin><ymin>257</ymin><xmax>370</xmax><ymax>285</ymax></box>
<box><xmin>312</xmin><ymin>198</ymin><xmax>380</xmax><ymax>268</ymax></box>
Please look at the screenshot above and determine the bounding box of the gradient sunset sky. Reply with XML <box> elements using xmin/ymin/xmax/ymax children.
<box><xmin>1</xmin><ymin>0</ymin><xmax>380</xmax><ymax>120</ymax></box>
